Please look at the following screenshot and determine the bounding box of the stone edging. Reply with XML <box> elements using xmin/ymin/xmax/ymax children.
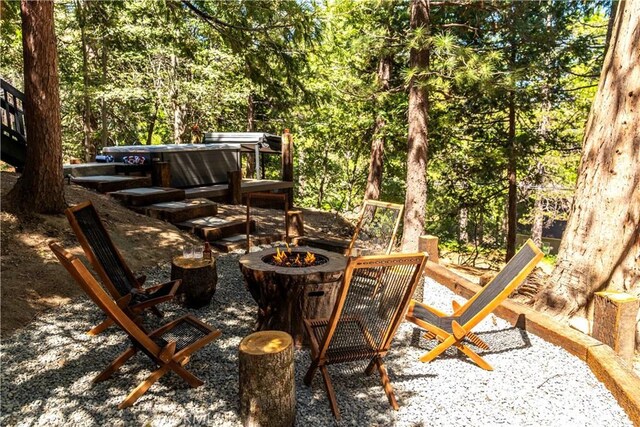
<box><xmin>423</xmin><ymin>261</ymin><xmax>640</xmax><ymax>425</ymax></box>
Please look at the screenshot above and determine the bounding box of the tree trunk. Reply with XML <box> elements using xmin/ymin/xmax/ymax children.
<box><xmin>531</xmin><ymin>194</ymin><xmax>544</xmax><ymax>248</ymax></box>
<box><xmin>364</xmin><ymin>55</ymin><xmax>391</xmax><ymax>201</ymax></box>
<box><xmin>145</xmin><ymin>99</ymin><xmax>158</xmax><ymax>145</ymax></box>
<box><xmin>245</xmin><ymin>93</ymin><xmax>256</xmax><ymax>178</ymax></box>
<box><xmin>170</xmin><ymin>53</ymin><xmax>185</xmax><ymax>144</ymax></box>
<box><xmin>76</xmin><ymin>0</ymin><xmax>97</xmax><ymax>162</ymax></box>
<box><xmin>458</xmin><ymin>207</ymin><xmax>468</xmax><ymax>243</ymax></box>
<box><xmin>401</xmin><ymin>0</ymin><xmax>430</xmax><ymax>252</ymax></box>
<box><xmin>534</xmin><ymin>0</ymin><xmax>640</xmax><ymax>318</ymax></box>
<box><xmin>505</xmin><ymin>90</ymin><xmax>517</xmax><ymax>261</ymax></box>
<box><xmin>100</xmin><ymin>39</ymin><xmax>108</xmax><ymax>148</ymax></box>
<box><xmin>6</xmin><ymin>0</ymin><xmax>66</xmax><ymax>213</ymax></box>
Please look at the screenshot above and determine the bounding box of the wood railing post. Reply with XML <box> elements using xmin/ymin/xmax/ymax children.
<box><xmin>418</xmin><ymin>235</ymin><xmax>439</xmax><ymax>263</ymax></box>
<box><xmin>152</xmin><ymin>161</ymin><xmax>171</xmax><ymax>187</ymax></box>
<box><xmin>592</xmin><ymin>291</ymin><xmax>639</xmax><ymax>361</ymax></box>
<box><xmin>281</xmin><ymin>129</ymin><xmax>294</xmax><ymax>210</ymax></box>
<box><xmin>227</xmin><ymin>170</ymin><xmax>242</xmax><ymax>205</ymax></box>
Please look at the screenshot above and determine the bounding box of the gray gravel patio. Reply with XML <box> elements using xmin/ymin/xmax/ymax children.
<box><xmin>0</xmin><ymin>249</ymin><xmax>632</xmax><ymax>426</ymax></box>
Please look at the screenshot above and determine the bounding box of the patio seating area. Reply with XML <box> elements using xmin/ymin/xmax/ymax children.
<box><xmin>0</xmin><ymin>249</ymin><xmax>631</xmax><ymax>426</ymax></box>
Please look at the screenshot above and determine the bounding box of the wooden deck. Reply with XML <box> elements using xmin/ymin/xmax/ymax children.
<box><xmin>184</xmin><ymin>179</ymin><xmax>293</xmax><ymax>200</ymax></box>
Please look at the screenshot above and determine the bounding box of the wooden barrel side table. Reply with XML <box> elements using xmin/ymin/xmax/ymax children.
<box><xmin>239</xmin><ymin>331</ymin><xmax>295</xmax><ymax>427</ymax></box>
<box><xmin>170</xmin><ymin>256</ymin><xmax>217</xmax><ymax>308</ymax></box>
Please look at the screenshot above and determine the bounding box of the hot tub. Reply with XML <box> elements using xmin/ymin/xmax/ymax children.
<box><xmin>103</xmin><ymin>144</ymin><xmax>241</xmax><ymax>188</ymax></box>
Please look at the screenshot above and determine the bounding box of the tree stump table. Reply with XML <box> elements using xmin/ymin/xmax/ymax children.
<box><xmin>170</xmin><ymin>256</ymin><xmax>217</xmax><ymax>308</ymax></box>
<box><xmin>239</xmin><ymin>246</ymin><xmax>347</xmax><ymax>347</ymax></box>
<box><xmin>239</xmin><ymin>331</ymin><xmax>295</xmax><ymax>427</ymax></box>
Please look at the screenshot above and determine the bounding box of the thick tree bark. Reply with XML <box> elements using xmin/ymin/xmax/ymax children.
<box><xmin>364</xmin><ymin>55</ymin><xmax>391</xmax><ymax>201</ymax></box>
<box><xmin>6</xmin><ymin>0</ymin><xmax>66</xmax><ymax>213</ymax></box>
<box><xmin>458</xmin><ymin>207</ymin><xmax>468</xmax><ymax>243</ymax></box>
<box><xmin>534</xmin><ymin>1</ymin><xmax>640</xmax><ymax>318</ymax></box>
<box><xmin>401</xmin><ymin>0</ymin><xmax>430</xmax><ymax>252</ymax></box>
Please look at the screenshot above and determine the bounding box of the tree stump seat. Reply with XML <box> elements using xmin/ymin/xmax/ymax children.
<box><xmin>170</xmin><ymin>256</ymin><xmax>217</xmax><ymax>308</ymax></box>
<box><xmin>239</xmin><ymin>331</ymin><xmax>295</xmax><ymax>427</ymax></box>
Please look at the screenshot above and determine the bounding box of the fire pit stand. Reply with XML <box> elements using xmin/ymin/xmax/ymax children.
<box><xmin>239</xmin><ymin>246</ymin><xmax>347</xmax><ymax>347</ymax></box>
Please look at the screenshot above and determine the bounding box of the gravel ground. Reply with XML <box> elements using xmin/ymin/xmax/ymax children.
<box><xmin>1</xmin><ymin>248</ymin><xmax>632</xmax><ymax>426</ymax></box>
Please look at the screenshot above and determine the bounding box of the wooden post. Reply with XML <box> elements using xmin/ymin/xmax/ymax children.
<box><xmin>418</xmin><ymin>235</ymin><xmax>439</xmax><ymax>263</ymax></box>
<box><xmin>281</xmin><ymin>129</ymin><xmax>293</xmax><ymax>209</ymax></box>
<box><xmin>287</xmin><ymin>210</ymin><xmax>304</xmax><ymax>237</ymax></box>
<box><xmin>152</xmin><ymin>161</ymin><xmax>171</xmax><ymax>187</ymax></box>
<box><xmin>592</xmin><ymin>291</ymin><xmax>639</xmax><ymax>361</ymax></box>
<box><xmin>239</xmin><ymin>331</ymin><xmax>295</xmax><ymax>427</ymax></box>
<box><xmin>228</xmin><ymin>170</ymin><xmax>242</xmax><ymax>205</ymax></box>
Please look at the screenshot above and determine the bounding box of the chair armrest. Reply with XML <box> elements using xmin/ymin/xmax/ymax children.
<box><xmin>144</xmin><ymin>279</ymin><xmax>182</xmax><ymax>297</ymax></box>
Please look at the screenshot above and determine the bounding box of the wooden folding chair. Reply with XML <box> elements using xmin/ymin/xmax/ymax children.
<box><xmin>346</xmin><ymin>199</ymin><xmax>404</xmax><ymax>257</ymax></box>
<box><xmin>49</xmin><ymin>242</ymin><xmax>221</xmax><ymax>409</ymax></box>
<box><xmin>66</xmin><ymin>200</ymin><xmax>181</xmax><ymax>335</ymax></box>
<box><xmin>405</xmin><ymin>239</ymin><xmax>543</xmax><ymax>370</ymax></box>
<box><xmin>304</xmin><ymin>252</ymin><xmax>428</xmax><ymax>420</ymax></box>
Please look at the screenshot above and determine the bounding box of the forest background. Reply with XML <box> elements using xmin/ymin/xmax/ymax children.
<box><xmin>0</xmin><ymin>0</ymin><xmax>610</xmax><ymax>264</ymax></box>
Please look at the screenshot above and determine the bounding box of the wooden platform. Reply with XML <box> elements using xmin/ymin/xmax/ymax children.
<box><xmin>184</xmin><ymin>179</ymin><xmax>294</xmax><ymax>200</ymax></box>
<box><xmin>296</xmin><ymin>236</ymin><xmax>352</xmax><ymax>255</ymax></box>
<box><xmin>175</xmin><ymin>216</ymin><xmax>256</xmax><ymax>241</ymax></box>
<box><xmin>63</xmin><ymin>162</ymin><xmax>116</xmax><ymax>177</ymax></box>
<box><xmin>137</xmin><ymin>199</ymin><xmax>218</xmax><ymax>223</ymax></box>
<box><xmin>209</xmin><ymin>232</ymin><xmax>284</xmax><ymax>252</ymax></box>
<box><xmin>109</xmin><ymin>187</ymin><xmax>185</xmax><ymax>206</ymax></box>
<box><xmin>70</xmin><ymin>175</ymin><xmax>152</xmax><ymax>193</ymax></box>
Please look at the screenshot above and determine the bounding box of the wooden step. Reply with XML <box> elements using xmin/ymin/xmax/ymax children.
<box><xmin>175</xmin><ymin>217</ymin><xmax>257</xmax><ymax>241</ymax></box>
<box><xmin>209</xmin><ymin>232</ymin><xmax>285</xmax><ymax>253</ymax></box>
<box><xmin>110</xmin><ymin>187</ymin><xmax>185</xmax><ymax>207</ymax></box>
<box><xmin>137</xmin><ymin>199</ymin><xmax>218</xmax><ymax>223</ymax></box>
<box><xmin>70</xmin><ymin>175</ymin><xmax>152</xmax><ymax>193</ymax></box>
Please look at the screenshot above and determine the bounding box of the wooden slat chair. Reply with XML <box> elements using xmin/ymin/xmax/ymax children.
<box><xmin>406</xmin><ymin>239</ymin><xmax>543</xmax><ymax>371</ymax></box>
<box><xmin>65</xmin><ymin>200</ymin><xmax>181</xmax><ymax>335</ymax></box>
<box><xmin>346</xmin><ymin>199</ymin><xmax>404</xmax><ymax>257</ymax></box>
<box><xmin>303</xmin><ymin>252</ymin><xmax>428</xmax><ymax>420</ymax></box>
<box><xmin>49</xmin><ymin>242</ymin><xmax>222</xmax><ymax>409</ymax></box>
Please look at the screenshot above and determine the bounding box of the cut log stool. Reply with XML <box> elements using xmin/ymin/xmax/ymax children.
<box><xmin>239</xmin><ymin>331</ymin><xmax>295</xmax><ymax>427</ymax></box>
<box><xmin>170</xmin><ymin>256</ymin><xmax>217</xmax><ymax>308</ymax></box>
<box><xmin>592</xmin><ymin>291</ymin><xmax>639</xmax><ymax>361</ymax></box>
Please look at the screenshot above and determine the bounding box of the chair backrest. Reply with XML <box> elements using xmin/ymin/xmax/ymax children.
<box><xmin>318</xmin><ymin>253</ymin><xmax>428</xmax><ymax>360</ymax></box>
<box><xmin>65</xmin><ymin>200</ymin><xmax>138</xmax><ymax>299</ymax></box>
<box><xmin>346</xmin><ymin>199</ymin><xmax>404</xmax><ymax>257</ymax></box>
<box><xmin>49</xmin><ymin>242</ymin><xmax>160</xmax><ymax>355</ymax></box>
<box><xmin>458</xmin><ymin>239</ymin><xmax>543</xmax><ymax>329</ymax></box>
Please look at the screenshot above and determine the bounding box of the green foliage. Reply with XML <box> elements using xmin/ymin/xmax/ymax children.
<box><xmin>1</xmin><ymin>0</ymin><xmax>608</xmax><ymax>256</ymax></box>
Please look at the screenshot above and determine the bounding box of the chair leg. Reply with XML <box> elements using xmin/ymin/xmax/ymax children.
<box><xmin>94</xmin><ymin>347</ymin><xmax>137</xmax><ymax>383</ymax></box>
<box><xmin>375</xmin><ymin>357</ymin><xmax>399</xmax><ymax>410</ymax></box>
<box><xmin>419</xmin><ymin>335</ymin><xmax>456</xmax><ymax>363</ymax></box>
<box><xmin>87</xmin><ymin>318</ymin><xmax>113</xmax><ymax>336</ymax></box>
<box><xmin>304</xmin><ymin>360</ymin><xmax>319</xmax><ymax>386</ymax></box>
<box><xmin>118</xmin><ymin>364</ymin><xmax>170</xmax><ymax>409</ymax></box>
<box><xmin>169</xmin><ymin>361</ymin><xmax>204</xmax><ymax>387</ymax></box>
<box><xmin>454</xmin><ymin>342</ymin><xmax>493</xmax><ymax>371</ymax></box>
<box><xmin>364</xmin><ymin>358</ymin><xmax>376</xmax><ymax>376</ymax></box>
<box><xmin>320</xmin><ymin>365</ymin><xmax>341</xmax><ymax>420</ymax></box>
<box><xmin>150</xmin><ymin>306</ymin><xmax>164</xmax><ymax>318</ymax></box>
